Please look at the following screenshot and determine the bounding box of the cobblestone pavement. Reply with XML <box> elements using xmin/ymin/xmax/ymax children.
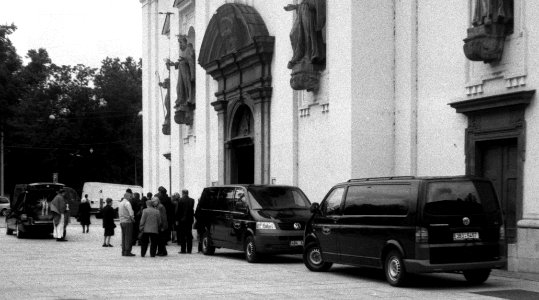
<box><xmin>1</xmin><ymin>216</ymin><xmax>539</xmax><ymax>299</ymax></box>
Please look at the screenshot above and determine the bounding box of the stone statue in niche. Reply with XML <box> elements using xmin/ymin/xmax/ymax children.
<box><xmin>167</xmin><ymin>35</ymin><xmax>196</xmax><ymax>125</ymax></box>
<box><xmin>284</xmin><ymin>0</ymin><xmax>326</xmax><ymax>92</ymax></box>
<box><xmin>463</xmin><ymin>0</ymin><xmax>513</xmax><ymax>63</ymax></box>
<box><xmin>158</xmin><ymin>77</ymin><xmax>171</xmax><ymax>135</ymax></box>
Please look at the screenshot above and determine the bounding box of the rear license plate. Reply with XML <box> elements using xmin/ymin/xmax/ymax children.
<box><xmin>453</xmin><ymin>232</ymin><xmax>479</xmax><ymax>241</ymax></box>
<box><xmin>290</xmin><ymin>240</ymin><xmax>303</xmax><ymax>247</ymax></box>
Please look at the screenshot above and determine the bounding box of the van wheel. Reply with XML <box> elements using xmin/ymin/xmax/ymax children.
<box><xmin>463</xmin><ymin>269</ymin><xmax>491</xmax><ymax>285</ymax></box>
<box><xmin>384</xmin><ymin>250</ymin><xmax>407</xmax><ymax>287</ymax></box>
<box><xmin>303</xmin><ymin>242</ymin><xmax>332</xmax><ymax>272</ymax></box>
<box><xmin>1</xmin><ymin>209</ymin><xmax>7</xmax><ymax>216</ymax></box>
<box><xmin>201</xmin><ymin>233</ymin><xmax>215</xmax><ymax>255</ymax></box>
<box><xmin>6</xmin><ymin>227</ymin><xmax>14</xmax><ymax>235</ymax></box>
<box><xmin>245</xmin><ymin>236</ymin><xmax>259</xmax><ymax>263</ymax></box>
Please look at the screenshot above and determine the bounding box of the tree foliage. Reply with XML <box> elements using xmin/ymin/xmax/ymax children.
<box><xmin>1</xmin><ymin>27</ymin><xmax>142</xmax><ymax>196</ymax></box>
<box><xmin>0</xmin><ymin>24</ymin><xmax>22</xmax><ymax>131</ymax></box>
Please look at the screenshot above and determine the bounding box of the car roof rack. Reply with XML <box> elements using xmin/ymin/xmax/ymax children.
<box><xmin>347</xmin><ymin>176</ymin><xmax>416</xmax><ymax>182</ymax></box>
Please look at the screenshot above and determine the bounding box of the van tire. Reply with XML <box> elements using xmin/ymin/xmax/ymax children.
<box><xmin>245</xmin><ymin>236</ymin><xmax>259</xmax><ymax>263</ymax></box>
<box><xmin>384</xmin><ymin>250</ymin><xmax>407</xmax><ymax>287</ymax></box>
<box><xmin>6</xmin><ymin>228</ymin><xmax>14</xmax><ymax>235</ymax></box>
<box><xmin>202</xmin><ymin>233</ymin><xmax>215</xmax><ymax>255</ymax></box>
<box><xmin>303</xmin><ymin>242</ymin><xmax>333</xmax><ymax>272</ymax></box>
<box><xmin>16</xmin><ymin>223</ymin><xmax>25</xmax><ymax>239</ymax></box>
<box><xmin>463</xmin><ymin>269</ymin><xmax>491</xmax><ymax>285</ymax></box>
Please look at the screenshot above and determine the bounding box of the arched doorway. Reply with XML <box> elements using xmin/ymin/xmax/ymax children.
<box><xmin>228</xmin><ymin>105</ymin><xmax>255</xmax><ymax>184</ymax></box>
<box><xmin>198</xmin><ymin>3</ymin><xmax>275</xmax><ymax>184</ymax></box>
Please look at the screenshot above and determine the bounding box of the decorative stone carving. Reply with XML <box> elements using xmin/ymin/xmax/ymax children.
<box><xmin>199</xmin><ymin>3</ymin><xmax>274</xmax><ymax>184</ymax></box>
<box><xmin>463</xmin><ymin>0</ymin><xmax>513</xmax><ymax>63</ymax></box>
<box><xmin>167</xmin><ymin>35</ymin><xmax>196</xmax><ymax>125</ymax></box>
<box><xmin>284</xmin><ymin>0</ymin><xmax>326</xmax><ymax>91</ymax></box>
<box><xmin>158</xmin><ymin>78</ymin><xmax>171</xmax><ymax>135</ymax></box>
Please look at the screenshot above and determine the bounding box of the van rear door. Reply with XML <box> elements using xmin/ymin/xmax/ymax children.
<box><xmin>422</xmin><ymin>179</ymin><xmax>503</xmax><ymax>264</ymax></box>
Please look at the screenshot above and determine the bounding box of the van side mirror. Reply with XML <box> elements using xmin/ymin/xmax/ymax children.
<box><xmin>310</xmin><ymin>203</ymin><xmax>320</xmax><ymax>214</ymax></box>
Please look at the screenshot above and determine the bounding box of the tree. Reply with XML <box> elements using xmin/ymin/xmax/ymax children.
<box><xmin>5</xmin><ymin>52</ymin><xmax>142</xmax><ymax>195</ymax></box>
<box><xmin>0</xmin><ymin>24</ymin><xmax>22</xmax><ymax>132</ymax></box>
<box><xmin>93</xmin><ymin>57</ymin><xmax>142</xmax><ymax>185</ymax></box>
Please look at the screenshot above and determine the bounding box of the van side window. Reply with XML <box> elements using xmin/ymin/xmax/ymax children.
<box><xmin>218</xmin><ymin>187</ymin><xmax>236</xmax><ymax>211</ymax></box>
<box><xmin>321</xmin><ymin>187</ymin><xmax>344</xmax><ymax>216</ymax></box>
<box><xmin>343</xmin><ymin>185</ymin><xmax>410</xmax><ymax>215</ymax></box>
<box><xmin>200</xmin><ymin>188</ymin><xmax>220</xmax><ymax>210</ymax></box>
<box><xmin>234</xmin><ymin>188</ymin><xmax>248</xmax><ymax>212</ymax></box>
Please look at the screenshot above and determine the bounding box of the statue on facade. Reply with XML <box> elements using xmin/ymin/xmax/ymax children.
<box><xmin>463</xmin><ymin>0</ymin><xmax>513</xmax><ymax>63</ymax></box>
<box><xmin>158</xmin><ymin>77</ymin><xmax>171</xmax><ymax>135</ymax></box>
<box><xmin>167</xmin><ymin>35</ymin><xmax>196</xmax><ymax>125</ymax></box>
<box><xmin>284</xmin><ymin>0</ymin><xmax>326</xmax><ymax>92</ymax></box>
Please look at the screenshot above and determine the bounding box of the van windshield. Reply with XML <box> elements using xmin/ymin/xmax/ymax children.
<box><xmin>425</xmin><ymin>180</ymin><xmax>500</xmax><ymax>215</ymax></box>
<box><xmin>248</xmin><ymin>186</ymin><xmax>310</xmax><ymax>210</ymax></box>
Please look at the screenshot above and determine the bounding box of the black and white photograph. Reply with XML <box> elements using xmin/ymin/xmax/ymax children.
<box><xmin>1</xmin><ymin>0</ymin><xmax>539</xmax><ymax>299</ymax></box>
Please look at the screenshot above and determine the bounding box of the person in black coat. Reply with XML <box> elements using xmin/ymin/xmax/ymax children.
<box><xmin>78</xmin><ymin>194</ymin><xmax>92</xmax><ymax>233</ymax></box>
<box><xmin>130</xmin><ymin>192</ymin><xmax>142</xmax><ymax>245</ymax></box>
<box><xmin>176</xmin><ymin>189</ymin><xmax>195</xmax><ymax>254</ymax></box>
<box><xmin>102</xmin><ymin>198</ymin><xmax>116</xmax><ymax>247</ymax></box>
<box><xmin>157</xmin><ymin>186</ymin><xmax>174</xmax><ymax>243</ymax></box>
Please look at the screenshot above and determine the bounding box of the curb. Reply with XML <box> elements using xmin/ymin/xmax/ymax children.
<box><xmin>492</xmin><ymin>269</ymin><xmax>539</xmax><ymax>282</ymax></box>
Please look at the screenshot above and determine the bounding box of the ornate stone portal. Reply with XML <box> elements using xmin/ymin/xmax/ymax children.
<box><xmin>284</xmin><ymin>0</ymin><xmax>326</xmax><ymax>91</ymax></box>
<box><xmin>199</xmin><ymin>3</ymin><xmax>274</xmax><ymax>184</ymax></box>
<box><xmin>463</xmin><ymin>0</ymin><xmax>513</xmax><ymax>63</ymax></box>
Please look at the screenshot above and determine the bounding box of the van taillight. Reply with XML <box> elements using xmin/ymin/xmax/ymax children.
<box><xmin>499</xmin><ymin>226</ymin><xmax>505</xmax><ymax>241</ymax></box>
<box><xmin>415</xmin><ymin>227</ymin><xmax>429</xmax><ymax>243</ymax></box>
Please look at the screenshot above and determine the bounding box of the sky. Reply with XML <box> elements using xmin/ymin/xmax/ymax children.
<box><xmin>0</xmin><ymin>0</ymin><xmax>142</xmax><ymax>68</ymax></box>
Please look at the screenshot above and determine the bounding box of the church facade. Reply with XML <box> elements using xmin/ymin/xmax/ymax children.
<box><xmin>140</xmin><ymin>0</ymin><xmax>539</xmax><ymax>274</ymax></box>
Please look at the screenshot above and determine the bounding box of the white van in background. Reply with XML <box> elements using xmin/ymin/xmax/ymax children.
<box><xmin>81</xmin><ymin>182</ymin><xmax>143</xmax><ymax>215</ymax></box>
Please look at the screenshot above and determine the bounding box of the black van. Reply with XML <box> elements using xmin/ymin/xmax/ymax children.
<box><xmin>5</xmin><ymin>183</ymin><xmax>66</xmax><ymax>238</ymax></box>
<box><xmin>303</xmin><ymin>176</ymin><xmax>506</xmax><ymax>286</ymax></box>
<box><xmin>197</xmin><ymin>185</ymin><xmax>311</xmax><ymax>262</ymax></box>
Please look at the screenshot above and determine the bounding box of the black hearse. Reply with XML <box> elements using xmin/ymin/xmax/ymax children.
<box><xmin>5</xmin><ymin>183</ymin><xmax>65</xmax><ymax>238</ymax></box>
<box><xmin>197</xmin><ymin>185</ymin><xmax>311</xmax><ymax>263</ymax></box>
<box><xmin>303</xmin><ymin>176</ymin><xmax>506</xmax><ymax>286</ymax></box>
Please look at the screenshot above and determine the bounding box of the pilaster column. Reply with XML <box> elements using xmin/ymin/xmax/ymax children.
<box><xmin>212</xmin><ymin>100</ymin><xmax>227</xmax><ymax>184</ymax></box>
<box><xmin>250</xmin><ymin>88</ymin><xmax>272</xmax><ymax>184</ymax></box>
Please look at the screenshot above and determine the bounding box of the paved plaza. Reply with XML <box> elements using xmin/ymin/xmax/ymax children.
<box><xmin>1</xmin><ymin>216</ymin><xmax>539</xmax><ymax>299</ymax></box>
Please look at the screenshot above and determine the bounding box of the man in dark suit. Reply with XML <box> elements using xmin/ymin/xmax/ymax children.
<box><xmin>176</xmin><ymin>189</ymin><xmax>195</xmax><ymax>254</ymax></box>
<box><xmin>157</xmin><ymin>186</ymin><xmax>174</xmax><ymax>244</ymax></box>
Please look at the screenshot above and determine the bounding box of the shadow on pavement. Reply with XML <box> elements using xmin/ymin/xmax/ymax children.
<box><xmin>212</xmin><ymin>251</ymin><xmax>304</xmax><ymax>264</ymax></box>
<box><xmin>5</xmin><ymin>232</ymin><xmax>55</xmax><ymax>240</ymax></box>
<box><xmin>328</xmin><ymin>265</ymin><xmax>499</xmax><ymax>289</ymax></box>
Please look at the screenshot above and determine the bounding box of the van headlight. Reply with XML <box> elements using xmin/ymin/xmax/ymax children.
<box><xmin>256</xmin><ymin>222</ymin><xmax>276</xmax><ymax>230</ymax></box>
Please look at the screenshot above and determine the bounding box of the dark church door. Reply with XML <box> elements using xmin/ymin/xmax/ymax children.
<box><xmin>477</xmin><ymin>138</ymin><xmax>518</xmax><ymax>244</ymax></box>
<box><xmin>230</xmin><ymin>141</ymin><xmax>254</xmax><ymax>184</ymax></box>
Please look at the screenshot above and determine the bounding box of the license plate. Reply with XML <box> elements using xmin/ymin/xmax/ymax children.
<box><xmin>290</xmin><ymin>240</ymin><xmax>303</xmax><ymax>247</ymax></box>
<box><xmin>453</xmin><ymin>232</ymin><xmax>479</xmax><ymax>241</ymax></box>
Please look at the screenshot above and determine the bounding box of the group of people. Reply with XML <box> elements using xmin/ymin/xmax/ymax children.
<box><xmin>51</xmin><ymin>185</ymin><xmax>198</xmax><ymax>258</ymax></box>
<box><xmin>101</xmin><ymin>186</ymin><xmax>196</xmax><ymax>257</ymax></box>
